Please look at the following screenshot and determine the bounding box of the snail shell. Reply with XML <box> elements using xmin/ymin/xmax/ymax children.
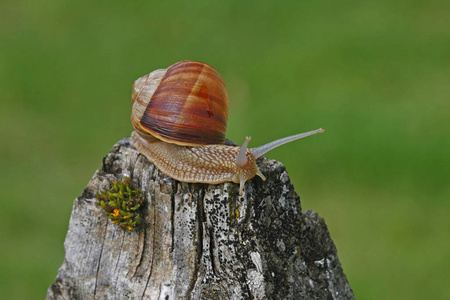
<box><xmin>131</xmin><ymin>60</ymin><xmax>229</xmax><ymax>146</ymax></box>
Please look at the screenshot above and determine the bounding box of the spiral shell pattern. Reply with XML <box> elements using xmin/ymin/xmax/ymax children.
<box><xmin>132</xmin><ymin>61</ymin><xmax>229</xmax><ymax>146</ymax></box>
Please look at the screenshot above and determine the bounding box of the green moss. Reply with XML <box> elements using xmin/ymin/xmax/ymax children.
<box><xmin>96</xmin><ymin>177</ymin><xmax>143</xmax><ymax>230</ymax></box>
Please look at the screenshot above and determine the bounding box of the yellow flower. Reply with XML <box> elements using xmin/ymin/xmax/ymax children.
<box><xmin>126</xmin><ymin>226</ymin><xmax>133</xmax><ymax>231</ymax></box>
<box><xmin>112</xmin><ymin>209</ymin><xmax>121</xmax><ymax>217</ymax></box>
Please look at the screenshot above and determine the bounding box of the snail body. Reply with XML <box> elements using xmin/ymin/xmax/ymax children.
<box><xmin>131</xmin><ymin>133</ymin><xmax>259</xmax><ymax>187</ymax></box>
<box><xmin>130</xmin><ymin>61</ymin><xmax>323</xmax><ymax>195</ymax></box>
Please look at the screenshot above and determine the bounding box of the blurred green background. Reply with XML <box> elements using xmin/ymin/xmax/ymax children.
<box><xmin>1</xmin><ymin>0</ymin><xmax>449</xmax><ymax>299</ymax></box>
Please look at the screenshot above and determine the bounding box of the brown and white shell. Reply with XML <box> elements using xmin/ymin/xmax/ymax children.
<box><xmin>131</xmin><ymin>61</ymin><xmax>229</xmax><ymax>146</ymax></box>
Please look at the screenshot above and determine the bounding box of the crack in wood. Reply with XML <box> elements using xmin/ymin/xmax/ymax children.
<box><xmin>141</xmin><ymin>211</ymin><xmax>156</xmax><ymax>298</ymax></box>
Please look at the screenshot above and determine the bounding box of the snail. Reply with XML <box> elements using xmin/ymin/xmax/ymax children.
<box><xmin>130</xmin><ymin>60</ymin><xmax>324</xmax><ymax>195</ymax></box>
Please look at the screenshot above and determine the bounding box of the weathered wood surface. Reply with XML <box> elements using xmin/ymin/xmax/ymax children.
<box><xmin>47</xmin><ymin>137</ymin><xmax>354</xmax><ymax>299</ymax></box>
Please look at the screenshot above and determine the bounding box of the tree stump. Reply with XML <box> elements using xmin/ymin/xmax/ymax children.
<box><xmin>47</xmin><ymin>137</ymin><xmax>354</xmax><ymax>299</ymax></box>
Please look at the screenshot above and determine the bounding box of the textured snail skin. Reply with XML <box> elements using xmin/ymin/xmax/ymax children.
<box><xmin>130</xmin><ymin>131</ymin><xmax>259</xmax><ymax>192</ymax></box>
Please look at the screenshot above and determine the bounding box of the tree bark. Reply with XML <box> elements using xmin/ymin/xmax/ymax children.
<box><xmin>47</xmin><ymin>137</ymin><xmax>354</xmax><ymax>299</ymax></box>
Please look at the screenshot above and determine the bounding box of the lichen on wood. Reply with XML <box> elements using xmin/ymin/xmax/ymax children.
<box><xmin>47</xmin><ymin>137</ymin><xmax>354</xmax><ymax>299</ymax></box>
